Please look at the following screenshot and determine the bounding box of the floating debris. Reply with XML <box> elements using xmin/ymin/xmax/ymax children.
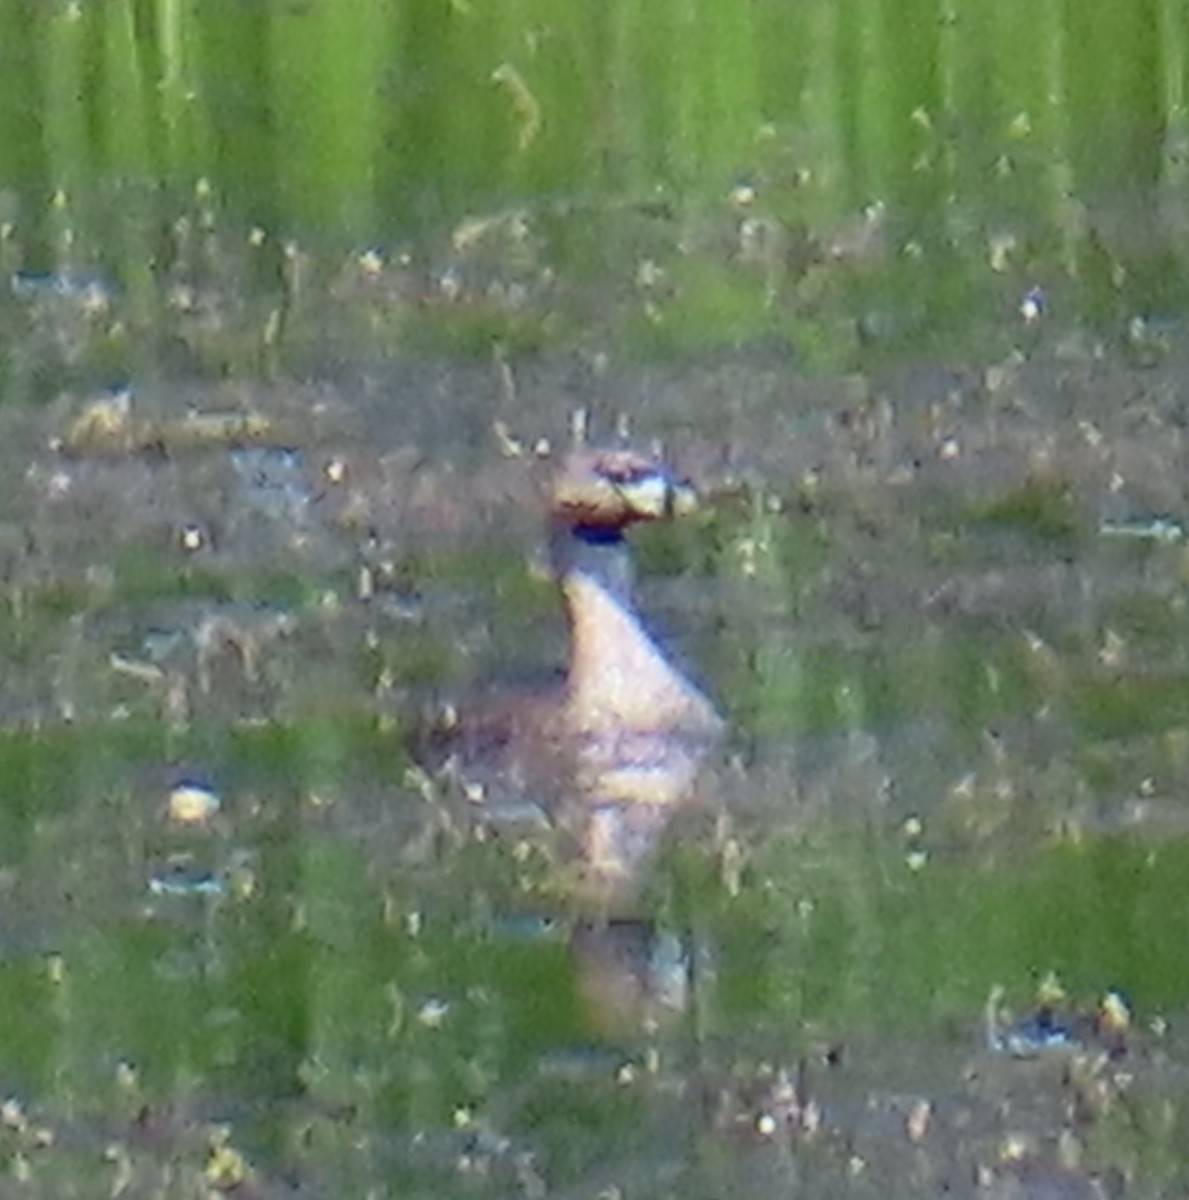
<box><xmin>179</xmin><ymin>523</ymin><xmax>207</xmax><ymax>552</ymax></box>
<box><xmin>492</xmin><ymin>420</ymin><xmax>525</xmax><ymax>458</ymax></box>
<box><xmin>905</xmin><ymin>1097</ymin><xmax>932</xmax><ymax>1143</ymax></box>
<box><xmin>1</xmin><ymin>1096</ymin><xmax>28</xmax><ymax>1132</ymax></box>
<box><xmin>729</xmin><ymin>181</ymin><xmax>758</xmax><ymax>207</ymax></box>
<box><xmin>1020</xmin><ymin>285</ymin><xmax>1046</xmax><ymax>323</ymax></box>
<box><xmin>1098</xmin><ymin>989</ymin><xmax>1131</xmax><ymax>1036</ymax></box>
<box><xmin>1098</xmin><ymin>516</ymin><xmax>1184</xmax><ymax>542</ymax></box>
<box><xmin>169</xmin><ymin>409</ymin><xmax>271</xmax><ymax>448</ymax></box>
<box><xmin>167</xmin><ymin>783</ymin><xmax>222</xmax><ymax>826</ymax></box>
<box><xmin>62</xmin><ymin>389</ymin><xmax>138</xmax><ymax>454</ymax></box>
<box><xmin>905</xmin><ymin>849</ymin><xmax>929</xmax><ymax>872</ymax></box>
<box><xmin>59</xmin><ymin>391</ymin><xmax>272</xmax><ymax>456</ymax></box>
<box><xmin>985</xmin><ymin>979</ymin><xmax>1131</xmax><ymax>1058</ymax></box>
<box><xmin>901</xmin><ymin>813</ymin><xmax>928</xmax><ymax>870</ymax></box>
<box><xmin>109</xmin><ymin>652</ymin><xmax>167</xmax><ymax>685</ymax></box>
<box><xmin>148</xmin><ymin>861</ymin><xmax>226</xmax><ymax>898</ymax></box>
<box><xmin>357</xmin><ymin>247</ymin><xmax>384</xmax><ymax>277</ymax></box>
<box><xmin>417</xmin><ymin>998</ymin><xmax>451</xmax><ymax>1028</ymax></box>
<box><xmin>480</xmin><ymin>800</ymin><xmax>552</xmax><ymax>830</ymax></box>
<box><xmin>205</xmin><ymin>1125</ymin><xmax>252</xmax><ymax>1190</ymax></box>
<box><xmin>491</xmin><ymin>63</ymin><xmax>542</xmax><ymax>152</ymax></box>
<box><xmin>990</xmin><ymin>1007</ymin><xmax>1076</xmax><ymax>1058</ymax></box>
<box><xmin>11</xmin><ymin>268</ymin><xmax>113</xmax><ymax>311</ymax></box>
<box><xmin>986</xmin><ymin>982</ymin><xmax>1074</xmax><ymax>1057</ymax></box>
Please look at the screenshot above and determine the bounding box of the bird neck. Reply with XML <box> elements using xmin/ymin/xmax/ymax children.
<box><xmin>562</xmin><ymin>564</ymin><xmax>721</xmax><ymax>737</ymax></box>
<box><xmin>550</xmin><ymin>521</ymin><xmax>635</xmax><ymax>602</ymax></box>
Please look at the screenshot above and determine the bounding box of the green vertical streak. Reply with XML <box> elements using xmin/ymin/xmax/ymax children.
<box><xmin>1161</xmin><ymin>0</ymin><xmax>1188</xmax><ymax>159</ymax></box>
<box><xmin>155</xmin><ymin>0</ymin><xmax>186</xmax><ymax>152</ymax></box>
<box><xmin>270</xmin><ymin>0</ymin><xmax>391</xmax><ymax>237</ymax></box>
<box><xmin>1</xmin><ymin>0</ymin><xmax>1182</xmax><ymax>346</ymax></box>
<box><xmin>193</xmin><ymin>0</ymin><xmax>274</xmax><ymax>225</ymax></box>
<box><xmin>940</xmin><ymin>0</ymin><xmax>998</xmax><ymax>204</ymax></box>
<box><xmin>1062</xmin><ymin>0</ymin><xmax>1159</xmax><ymax>188</ymax></box>
<box><xmin>669</xmin><ymin>0</ymin><xmax>761</xmax><ymax>191</ymax></box>
<box><xmin>527</xmin><ymin>1</ymin><xmax>609</xmax><ymax>197</ymax></box>
<box><xmin>154</xmin><ymin>0</ymin><xmax>213</xmax><ymax>179</ymax></box>
<box><xmin>484</xmin><ymin>0</ymin><xmax>541</xmax><ymax>198</ymax></box>
<box><xmin>754</xmin><ymin>0</ymin><xmax>809</xmax><ymax>128</ymax></box>
<box><xmin>1018</xmin><ymin>0</ymin><xmax>1073</xmax><ymax>233</ymax></box>
<box><xmin>992</xmin><ymin>0</ymin><xmax>1057</xmax><ymax>142</ymax></box>
<box><xmin>1062</xmin><ymin>0</ymin><xmax>1177</xmax><ymax>313</ymax></box>
<box><xmin>1160</xmin><ymin>0</ymin><xmax>1189</xmax><ymax>287</ymax></box>
<box><xmin>98</xmin><ymin>0</ymin><xmax>158</xmax><ymax>335</ymax></box>
<box><xmin>461</xmin><ymin>0</ymin><xmax>525</xmax><ymax>202</ymax></box>
<box><xmin>670</xmin><ymin>0</ymin><xmax>706</xmax><ymax>186</ymax></box>
<box><xmin>705</xmin><ymin>0</ymin><xmax>762</xmax><ymax>180</ymax></box>
<box><xmin>1112</xmin><ymin>0</ymin><xmax>1162</xmax><ymax>186</ymax></box>
<box><xmin>874</xmin><ymin>0</ymin><xmax>941</xmax><ymax>216</ymax></box>
<box><xmin>604</xmin><ymin>0</ymin><xmax>639</xmax><ymax>193</ymax></box>
<box><xmin>100</xmin><ymin>0</ymin><xmax>153</xmax><ymax>177</ymax></box>
<box><xmin>39</xmin><ymin>1</ymin><xmax>111</xmax><ymax>267</ymax></box>
<box><xmin>384</xmin><ymin>0</ymin><xmax>520</xmax><ymax>225</ymax></box>
<box><xmin>0</xmin><ymin>962</ymin><xmax>53</xmax><ymax>1094</ymax></box>
<box><xmin>942</xmin><ymin>0</ymin><xmax>1072</xmax><ymax>255</ymax></box>
<box><xmin>798</xmin><ymin>0</ymin><xmax>849</xmax><ymax>225</ymax></box>
<box><xmin>386</xmin><ymin>0</ymin><xmax>450</xmax><ymax>226</ymax></box>
<box><xmin>608</xmin><ymin>0</ymin><xmax>678</xmax><ymax>191</ymax></box>
<box><xmin>1118</xmin><ymin>0</ymin><xmax>1186</xmax><ymax>311</ymax></box>
<box><xmin>0</xmin><ymin>0</ymin><xmax>44</xmax><ymax>198</ymax></box>
<box><xmin>300</xmin><ymin>842</ymin><xmax>387</xmax><ymax>1120</ymax></box>
<box><xmin>832</xmin><ymin>0</ymin><xmax>878</xmax><ymax>207</ymax></box>
<box><xmin>41</xmin><ymin>1</ymin><xmax>91</xmax><ymax>215</ymax></box>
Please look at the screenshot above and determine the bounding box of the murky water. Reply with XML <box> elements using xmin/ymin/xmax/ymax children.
<box><xmin>0</xmin><ymin>0</ymin><xmax>1187</xmax><ymax>1189</ymax></box>
<box><xmin>0</xmin><ymin>337</ymin><xmax>1187</xmax><ymax>1195</ymax></box>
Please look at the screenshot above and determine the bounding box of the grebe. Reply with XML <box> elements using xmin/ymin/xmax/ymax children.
<box><xmin>429</xmin><ymin>446</ymin><xmax>723</xmax><ymax>907</ymax></box>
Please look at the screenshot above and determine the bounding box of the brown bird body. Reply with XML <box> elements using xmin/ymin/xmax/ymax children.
<box><xmin>429</xmin><ymin>447</ymin><xmax>723</xmax><ymax>906</ymax></box>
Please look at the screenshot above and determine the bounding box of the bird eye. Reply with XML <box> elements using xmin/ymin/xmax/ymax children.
<box><xmin>606</xmin><ymin>464</ymin><xmax>659</xmax><ymax>487</ymax></box>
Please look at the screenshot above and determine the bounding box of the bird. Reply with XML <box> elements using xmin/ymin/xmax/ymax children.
<box><xmin>425</xmin><ymin>444</ymin><xmax>723</xmax><ymax>908</ymax></box>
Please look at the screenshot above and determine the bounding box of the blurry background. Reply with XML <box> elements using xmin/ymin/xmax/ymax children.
<box><xmin>0</xmin><ymin>2</ymin><xmax>1188</xmax><ymax>1197</ymax></box>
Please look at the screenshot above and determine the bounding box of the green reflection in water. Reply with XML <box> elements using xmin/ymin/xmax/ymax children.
<box><xmin>0</xmin><ymin>0</ymin><xmax>1184</xmax><ymax>374</ymax></box>
<box><xmin>705</xmin><ymin>828</ymin><xmax>1189</xmax><ymax>1037</ymax></box>
<box><xmin>0</xmin><ymin>716</ymin><xmax>1185</xmax><ymax>1093</ymax></box>
<box><xmin>0</xmin><ymin>680</ymin><xmax>1183</xmax><ymax>1191</ymax></box>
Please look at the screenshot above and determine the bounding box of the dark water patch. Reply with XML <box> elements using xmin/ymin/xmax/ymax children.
<box><xmin>1072</xmin><ymin>673</ymin><xmax>1189</xmax><ymax>742</ymax></box>
<box><xmin>964</xmin><ymin>478</ymin><xmax>1082</xmax><ymax>545</ymax></box>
